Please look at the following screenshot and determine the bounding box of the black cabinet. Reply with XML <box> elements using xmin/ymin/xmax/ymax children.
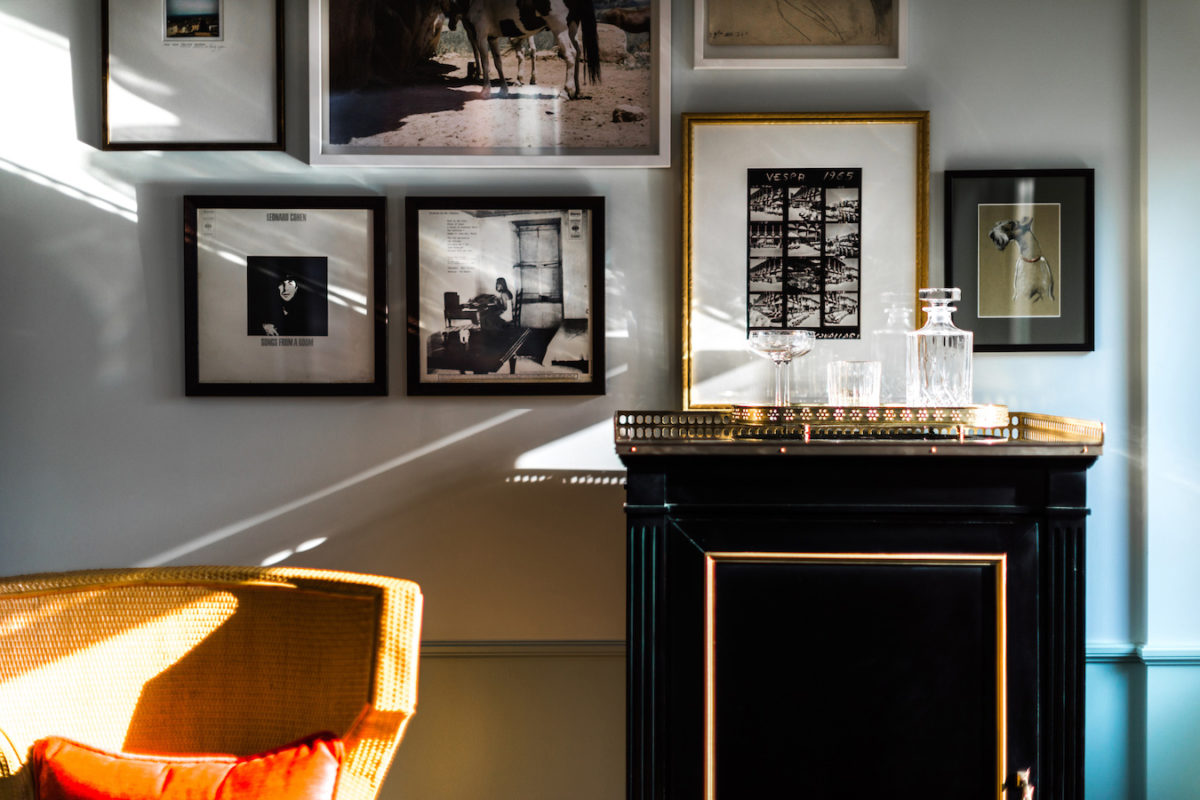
<box><xmin>618</xmin><ymin>413</ymin><xmax>1101</xmax><ymax>800</ymax></box>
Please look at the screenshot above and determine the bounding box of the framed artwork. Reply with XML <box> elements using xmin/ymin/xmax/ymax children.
<box><xmin>308</xmin><ymin>0</ymin><xmax>670</xmax><ymax>167</ymax></box>
<box><xmin>102</xmin><ymin>0</ymin><xmax>283</xmax><ymax>150</ymax></box>
<box><xmin>682</xmin><ymin>111</ymin><xmax>929</xmax><ymax>409</ymax></box>
<box><xmin>694</xmin><ymin>0</ymin><xmax>907</xmax><ymax>69</ymax></box>
<box><xmin>184</xmin><ymin>196</ymin><xmax>387</xmax><ymax>396</ymax></box>
<box><xmin>406</xmin><ymin>197</ymin><xmax>605</xmax><ymax>396</ymax></box>
<box><xmin>944</xmin><ymin>169</ymin><xmax>1095</xmax><ymax>352</ymax></box>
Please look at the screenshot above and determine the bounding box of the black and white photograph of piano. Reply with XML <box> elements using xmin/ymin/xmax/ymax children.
<box><xmin>406</xmin><ymin>197</ymin><xmax>605</xmax><ymax>396</ymax></box>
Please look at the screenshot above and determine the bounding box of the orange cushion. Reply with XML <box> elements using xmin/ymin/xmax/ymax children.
<box><xmin>30</xmin><ymin>732</ymin><xmax>344</xmax><ymax>800</ymax></box>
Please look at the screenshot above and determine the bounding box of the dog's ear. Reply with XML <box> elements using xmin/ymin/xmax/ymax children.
<box><xmin>1019</xmin><ymin>215</ymin><xmax>1033</xmax><ymax>227</ymax></box>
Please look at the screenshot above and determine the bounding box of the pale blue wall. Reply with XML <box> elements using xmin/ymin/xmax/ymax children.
<box><xmin>1</xmin><ymin>1</ymin><xmax>1194</xmax><ymax>798</ymax></box>
<box><xmin>1143</xmin><ymin>1</ymin><xmax>1200</xmax><ymax>799</ymax></box>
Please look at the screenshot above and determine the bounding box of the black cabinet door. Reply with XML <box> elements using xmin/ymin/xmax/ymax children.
<box><xmin>653</xmin><ymin>515</ymin><xmax>1040</xmax><ymax>800</ymax></box>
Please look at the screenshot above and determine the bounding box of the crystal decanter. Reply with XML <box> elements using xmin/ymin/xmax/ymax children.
<box><xmin>871</xmin><ymin>291</ymin><xmax>915</xmax><ymax>404</ymax></box>
<box><xmin>906</xmin><ymin>288</ymin><xmax>973</xmax><ymax>406</ymax></box>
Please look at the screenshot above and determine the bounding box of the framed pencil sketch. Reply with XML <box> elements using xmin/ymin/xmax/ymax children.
<box><xmin>694</xmin><ymin>0</ymin><xmax>907</xmax><ymax>69</ymax></box>
<box><xmin>406</xmin><ymin>197</ymin><xmax>605</xmax><ymax>395</ymax></box>
<box><xmin>682</xmin><ymin>111</ymin><xmax>929</xmax><ymax>410</ymax></box>
<box><xmin>184</xmin><ymin>196</ymin><xmax>387</xmax><ymax>396</ymax></box>
<box><xmin>308</xmin><ymin>0</ymin><xmax>670</xmax><ymax>167</ymax></box>
<box><xmin>102</xmin><ymin>0</ymin><xmax>283</xmax><ymax>149</ymax></box>
<box><xmin>944</xmin><ymin>169</ymin><xmax>1095</xmax><ymax>352</ymax></box>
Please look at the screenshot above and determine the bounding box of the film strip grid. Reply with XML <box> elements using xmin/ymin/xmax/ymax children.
<box><xmin>746</xmin><ymin>168</ymin><xmax>862</xmax><ymax>338</ymax></box>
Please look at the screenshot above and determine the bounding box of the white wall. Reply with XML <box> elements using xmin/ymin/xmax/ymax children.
<box><xmin>0</xmin><ymin>1</ymin><xmax>1177</xmax><ymax>798</ymax></box>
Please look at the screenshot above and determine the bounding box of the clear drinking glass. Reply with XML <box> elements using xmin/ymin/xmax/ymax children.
<box><xmin>827</xmin><ymin>360</ymin><xmax>882</xmax><ymax>406</ymax></box>
<box><xmin>747</xmin><ymin>330</ymin><xmax>815</xmax><ymax>406</ymax></box>
<box><xmin>906</xmin><ymin>288</ymin><xmax>973</xmax><ymax>406</ymax></box>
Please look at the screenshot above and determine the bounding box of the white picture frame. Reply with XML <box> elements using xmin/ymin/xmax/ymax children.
<box><xmin>694</xmin><ymin>0</ymin><xmax>907</xmax><ymax>70</ymax></box>
<box><xmin>308</xmin><ymin>0</ymin><xmax>671</xmax><ymax>167</ymax></box>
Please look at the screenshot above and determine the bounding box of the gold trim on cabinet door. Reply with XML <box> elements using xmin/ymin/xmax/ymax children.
<box><xmin>703</xmin><ymin>551</ymin><xmax>1006</xmax><ymax>800</ymax></box>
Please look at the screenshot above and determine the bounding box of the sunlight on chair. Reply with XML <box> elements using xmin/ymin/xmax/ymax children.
<box><xmin>0</xmin><ymin>591</ymin><xmax>237</xmax><ymax>755</ymax></box>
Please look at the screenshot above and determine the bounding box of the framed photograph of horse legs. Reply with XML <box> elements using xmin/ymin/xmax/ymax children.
<box><xmin>184</xmin><ymin>195</ymin><xmax>387</xmax><ymax>396</ymax></box>
<box><xmin>944</xmin><ymin>169</ymin><xmax>1095</xmax><ymax>352</ymax></box>
<box><xmin>406</xmin><ymin>196</ymin><xmax>605</xmax><ymax>396</ymax></box>
<box><xmin>308</xmin><ymin>0</ymin><xmax>670</xmax><ymax>166</ymax></box>
<box><xmin>102</xmin><ymin>0</ymin><xmax>283</xmax><ymax>149</ymax></box>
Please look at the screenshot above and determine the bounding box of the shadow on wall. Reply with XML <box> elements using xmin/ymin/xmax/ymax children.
<box><xmin>253</xmin><ymin>462</ymin><xmax>627</xmax><ymax>641</ymax></box>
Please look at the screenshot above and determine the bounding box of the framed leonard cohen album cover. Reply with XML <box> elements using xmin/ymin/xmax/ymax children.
<box><xmin>184</xmin><ymin>195</ymin><xmax>387</xmax><ymax>395</ymax></box>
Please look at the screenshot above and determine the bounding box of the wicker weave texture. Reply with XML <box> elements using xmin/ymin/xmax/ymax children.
<box><xmin>0</xmin><ymin>567</ymin><xmax>422</xmax><ymax>800</ymax></box>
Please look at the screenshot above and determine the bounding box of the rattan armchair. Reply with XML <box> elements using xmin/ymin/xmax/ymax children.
<box><xmin>0</xmin><ymin>567</ymin><xmax>422</xmax><ymax>800</ymax></box>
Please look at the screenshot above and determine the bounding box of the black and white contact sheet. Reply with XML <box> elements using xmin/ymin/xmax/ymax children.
<box><xmin>746</xmin><ymin>168</ymin><xmax>862</xmax><ymax>338</ymax></box>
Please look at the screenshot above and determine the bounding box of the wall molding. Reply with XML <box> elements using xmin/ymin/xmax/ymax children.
<box><xmin>1136</xmin><ymin>645</ymin><xmax>1200</xmax><ymax>666</ymax></box>
<box><xmin>422</xmin><ymin>641</ymin><xmax>1200</xmax><ymax>665</ymax></box>
<box><xmin>421</xmin><ymin>640</ymin><xmax>626</xmax><ymax>658</ymax></box>
<box><xmin>1087</xmin><ymin>643</ymin><xmax>1142</xmax><ymax>663</ymax></box>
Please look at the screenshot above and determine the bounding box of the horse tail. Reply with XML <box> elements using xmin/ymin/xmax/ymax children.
<box><xmin>572</xmin><ymin>0</ymin><xmax>601</xmax><ymax>84</ymax></box>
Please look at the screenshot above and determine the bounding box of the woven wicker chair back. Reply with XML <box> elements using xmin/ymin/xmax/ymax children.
<box><xmin>0</xmin><ymin>567</ymin><xmax>422</xmax><ymax>800</ymax></box>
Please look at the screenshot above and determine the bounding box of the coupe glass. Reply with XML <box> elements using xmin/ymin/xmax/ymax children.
<box><xmin>747</xmin><ymin>329</ymin><xmax>815</xmax><ymax>406</ymax></box>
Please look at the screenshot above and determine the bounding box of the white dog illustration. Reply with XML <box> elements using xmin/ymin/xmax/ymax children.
<box><xmin>988</xmin><ymin>216</ymin><xmax>1056</xmax><ymax>304</ymax></box>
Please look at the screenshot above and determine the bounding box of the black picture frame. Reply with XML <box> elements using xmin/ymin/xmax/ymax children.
<box><xmin>406</xmin><ymin>197</ymin><xmax>605</xmax><ymax>396</ymax></box>
<box><xmin>102</xmin><ymin>0</ymin><xmax>284</xmax><ymax>150</ymax></box>
<box><xmin>944</xmin><ymin>169</ymin><xmax>1094</xmax><ymax>352</ymax></box>
<box><xmin>184</xmin><ymin>195</ymin><xmax>387</xmax><ymax>396</ymax></box>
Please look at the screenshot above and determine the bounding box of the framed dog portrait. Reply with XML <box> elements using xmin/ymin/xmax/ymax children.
<box><xmin>308</xmin><ymin>0</ymin><xmax>670</xmax><ymax>167</ymax></box>
<box><xmin>944</xmin><ymin>169</ymin><xmax>1094</xmax><ymax>352</ymax></box>
<box><xmin>694</xmin><ymin>0</ymin><xmax>907</xmax><ymax>69</ymax></box>
<box><xmin>184</xmin><ymin>195</ymin><xmax>387</xmax><ymax>395</ymax></box>
<box><xmin>102</xmin><ymin>0</ymin><xmax>283</xmax><ymax>149</ymax></box>
<box><xmin>683</xmin><ymin>111</ymin><xmax>929</xmax><ymax>409</ymax></box>
<box><xmin>406</xmin><ymin>197</ymin><xmax>605</xmax><ymax>396</ymax></box>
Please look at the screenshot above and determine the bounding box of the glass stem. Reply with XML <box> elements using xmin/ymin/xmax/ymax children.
<box><xmin>775</xmin><ymin>361</ymin><xmax>789</xmax><ymax>406</ymax></box>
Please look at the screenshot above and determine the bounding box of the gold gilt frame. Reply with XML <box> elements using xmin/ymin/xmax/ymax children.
<box><xmin>704</xmin><ymin>551</ymin><xmax>1007</xmax><ymax>800</ymax></box>
<box><xmin>682</xmin><ymin>111</ymin><xmax>930</xmax><ymax>410</ymax></box>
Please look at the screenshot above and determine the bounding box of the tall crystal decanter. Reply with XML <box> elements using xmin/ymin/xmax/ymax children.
<box><xmin>871</xmin><ymin>291</ymin><xmax>915</xmax><ymax>404</ymax></box>
<box><xmin>906</xmin><ymin>288</ymin><xmax>973</xmax><ymax>406</ymax></box>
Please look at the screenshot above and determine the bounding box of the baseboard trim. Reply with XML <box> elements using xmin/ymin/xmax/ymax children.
<box><xmin>422</xmin><ymin>640</ymin><xmax>626</xmax><ymax>658</ymax></box>
<box><xmin>1136</xmin><ymin>645</ymin><xmax>1200</xmax><ymax>666</ymax></box>
<box><xmin>420</xmin><ymin>640</ymin><xmax>1200</xmax><ymax>664</ymax></box>
<box><xmin>1087</xmin><ymin>643</ymin><xmax>1142</xmax><ymax>663</ymax></box>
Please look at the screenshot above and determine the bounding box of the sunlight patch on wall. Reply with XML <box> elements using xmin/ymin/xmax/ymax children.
<box><xmin>691</xmin><ymin>303</ymin><xmax>743</xmax><ymax>353</ymax></box>
<box><xmin>0</xmin><ymin>12</ymin><xmax>138</xmax><ymax>221</ymax></box>
<box><xmin>260</xmin><ymin>536</ymin><xmax>329</xmax><ymax>567</ymax></box>
<box><xmin>107</xmin><ymin>61</ymin><xmax>181</xmax><ymax>129</ymax></box>
<box><xmin>136</xmin><ymin>409</ymin><xmax>531</xmax><ymax>567</ymax></box>
<box><xmin>514</xmin><ymin>419</ymin><xmax>625</xmax><ymax>473</ymax></box>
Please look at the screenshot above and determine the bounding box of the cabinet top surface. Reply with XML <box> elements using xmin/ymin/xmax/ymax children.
<box><xmin>614</xmin><ymin>410</ymin><xmax>1103</xmax><ymax>459</ymax></box>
